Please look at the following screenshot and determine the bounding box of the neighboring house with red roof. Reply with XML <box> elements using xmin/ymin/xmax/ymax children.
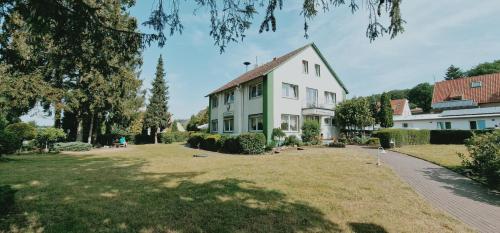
<box><xmin>390</xmin><ymin>99</ymin><xmax>411</xmax><ymax>117</ymax></box>
<box><xmin>431</xmin><ymin>73</ymin><xmax>500</xmax><ymax>110</ymax></box>
<box><xmin>206</xmin><ymin>43</ymin><xmax>348</xmax><ymax>142</ymax></box>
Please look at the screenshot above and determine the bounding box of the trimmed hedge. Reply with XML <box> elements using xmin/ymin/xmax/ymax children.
<box><xmin>376</xmin><ymin>129</ymin><xmax>430</xmax><ymax>148</ymax></box>
<box><xmin>366</xmin><ymin>137</ymin><xmax>380</xmax><ymax>146</ymax></box>
<box><xmin>53</xmin><ymin>142</ymin><xmax>92</xmax><ymax>152</ymax></box>
<box><xmin>238</xmin><ymin>133</ymin><xmax>266</xmax><ymax>154</ymax></box>
<box><xmin>220</xmin><ymin>136</ymin><xmax>241</xmax><ymax>154</ymax></box>
<box><xmin>329</xmin><ymin>142</ymin><xmax>346</xmax><ymax>148</ymax></box>
<box><xmin>430</xmin><ymin>130</ymin><xmax>473</xmax><ymax>144</ymax></box>
<box><xmin>187</xmin><ymin>133</ymin><xmax>206</xmax><ymax>148</ymax></box>
<box><xmin>200</xmin><ymin>134</ymin><xmax>222</xmax><ymax>151</ymax></box>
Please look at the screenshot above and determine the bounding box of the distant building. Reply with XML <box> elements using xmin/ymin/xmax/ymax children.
<box><xmin>206</xmin><ymin>43</ymin><xmax>348</xmax><ymax>142</ymax></box>
<box><xmin>410</xmin><ymin>107</ymin><xmax>424</xmax><ymax>115</ymax></box>
<box><xmin>390</xmin><ymin>99</ymin><xmax>412</xmax><ymax>117</ymax></box>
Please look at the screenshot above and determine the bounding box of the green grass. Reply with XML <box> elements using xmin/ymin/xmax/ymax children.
<box><xmin>392</xmin><ymin>144</ymin><xmax>467</xmax><ymax>172</ymax></box>
<box><xmin>0</xmin><ymin>144</ymin><xmax>472</xmax><ymax>233</ymax></box>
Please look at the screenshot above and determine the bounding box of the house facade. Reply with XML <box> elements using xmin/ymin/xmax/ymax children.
<box><xmin>207</xmin><ymin>43</ymin><xmax>348</xmax><ymax>142</ymax></box>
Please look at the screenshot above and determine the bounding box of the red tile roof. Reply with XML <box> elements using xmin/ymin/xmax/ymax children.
<box><xmin>432</xmin><ymin>73</ymin><xmax>500</xmax><ymax>104</ymax></box>
<box><xmin>207</xmin><ymin>44</ymin><xmax>310</xmax><ymax>96</ymax></box>
<box><xmin>391</xmin><ymin>99</ymin><xmax>407</xmax><ymax>115</ymax></box>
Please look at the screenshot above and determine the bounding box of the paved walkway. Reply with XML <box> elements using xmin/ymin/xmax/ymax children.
<box><xmin>364</xmin><ymin>148</ymin><xmax>500</xmax><ymax>233</ymax></box>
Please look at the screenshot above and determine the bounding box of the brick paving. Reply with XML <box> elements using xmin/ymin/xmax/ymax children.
<box><xmin>365</xmin><ymin>148</ymin><xmax>500</xmax><ymax>233</ymax></box>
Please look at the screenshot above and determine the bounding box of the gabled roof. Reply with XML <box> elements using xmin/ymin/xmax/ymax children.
<box><xmin>207</xmin><ymin>43</ymin><xmax>348</xmax><ymax>96</ymax></box>
<box><xmin>390</xmin><ymin>99</ymin><xmax>407</xmax><ymax>115</ymax></box>
<box><xmin>432</xmin><ymin>73</ymin><xmax>500</xmax><ymax>105</ymax></box>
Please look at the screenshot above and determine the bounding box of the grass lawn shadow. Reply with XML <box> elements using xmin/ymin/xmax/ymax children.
<box><xmin>0</xmin><ymin>154</ymin><xmax>340</xmax><ymax>233</ymax></box>
<box><xmin>349</xmin><ymin>222</ymin><xmax>388</xmax><ymax>233</ymax></box>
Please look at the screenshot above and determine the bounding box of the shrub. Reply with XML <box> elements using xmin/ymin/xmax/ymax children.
<box><xmin>5</xmin><ymin>122</ymin><xmax>37</xmax><ymax>150</ymax></box>
<box><xmin>187</xmin><ymin>133</ymin><xmax>207</xmax><ymax>148</ymax></box>
<box><xmin>459</xmin><ymin>131</ymin><xmax>500</xmax><ymax>188</ymax></box>
<box><xmin>35</xmin><ymin>127</ymin><xmax>66</xmax><ymax>151</ymax></box>
<box><xmin>53</xmin><ymin>142</ymin><xmax>92</xmax><ymax>152</ymax></box>
<box><xmin>329</xmin><ymin>142</ymin><xmax>346</xmax><ymax>148</ymax></box>
<box><xmin>271</xmin><ymin>128</ymin><xmax>286</xmax><ymax>145</ymax></box>
<box><xmin>221</xmin><ymin>136</ymin><xmax>241</xmax><ymax>154</ymax></box>
<box><xmin>0</xmin><ymin>185</ymin><xmax>16</xmax><ymax>215</ymax></box>
<box><xmin>430</xmin><ymin>130</ymin><xmax>474</xmax><ymax>144</ymax></box>
<box><xmin>133</xmin><ymin>134</ymin><xmax>153</xmax><ymax>144</ymax></box>
<box><xmin>238</xmin><ymin>133</ymin><xmax>266</xmax><ymax>154</ymax></box>
<box><xmin>200</xmin><ymin>134</ymin><xmax>222</xmax><ymax>151</ymax></box>
<box><xmin>353</xmin><ymin>135</ymin><xmax>369</xmax><ymax>145</ymax></box>
<box><xmin>366</xmin><ymin>137</ymin><xmax>380</xmax><ymax>146</ymax></box>
<box><xmin>161</xmin><ymin>132</ymin><xmax>176</xmax><ymax>144</ymax></box>
<box><xmin>301</xmin><ymin>120</ymin><xmax>321</xmax><ymax>145</ymax></box>
<box><xmin>376</xmin><ymin>129</ymin><xmax>430</xmax><ymax>148</ymax></box>
<box><xmin>0</xmin><ymin>130</ymin><xmax>20</xmax><ymax>155</ymax></box>
<box><xmin>284</xmin><ymin>135</ymin><xmax>301</xmax><ymax>146</ymax></box>
<box><xmin>265</xmin><ymin>141</ymin><xmax>276</xmax><ymax>151</ymax></box>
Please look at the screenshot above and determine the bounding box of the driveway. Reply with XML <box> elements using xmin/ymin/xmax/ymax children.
<box><xmin>363</xmin><ymin>147</ymin><xmax>500</xmax><ymax>233</ymax></box>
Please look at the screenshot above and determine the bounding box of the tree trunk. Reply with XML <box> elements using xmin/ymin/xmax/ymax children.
<box><xmin>76</xmin><ymin>116</ymin><xmax>83</xmax><ymax>142</ymax></box>
<box><xmin>54</xmin><ymin>107</ymin><xmax>62</xmax><ymax>128</ymax></box>
<box><xmin>154</xmin><ymin>127</ymin><xmax>160</xmax><ymax>144</ymax></box>
<box><xmin>87</xmin><ymin>113</ymin><xmax>94</xmax><ymax>144</ymax></box>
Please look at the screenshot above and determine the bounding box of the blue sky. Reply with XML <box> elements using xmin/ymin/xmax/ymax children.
<box><xmin>23</xmin><ymin>0</ymin><xmax>500</xmax><ymax>124</ymax></box>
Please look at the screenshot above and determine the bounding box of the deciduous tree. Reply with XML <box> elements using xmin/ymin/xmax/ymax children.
<box><xmin>378</xmin><ymin>92</ymin><xmax>393</xmax><ymax>128</ymax></box>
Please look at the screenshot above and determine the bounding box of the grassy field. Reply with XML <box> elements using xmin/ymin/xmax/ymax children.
<box><xmin>0</xmin><ymin>144</ymin><xmax>472</xmax><ymax>233</ymax></box>
<box><xmin>392</xmin><ymin>144</ymin><xmax>468</xmax><ymax>172</ymax></box>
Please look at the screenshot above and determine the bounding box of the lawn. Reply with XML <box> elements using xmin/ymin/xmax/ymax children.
<box><xmin>392</xmin><ymin>144</ymin><xmax>468</xmax><ymax>172</ymax></box>
<box><xmin>0</xmin><ymin>144</ymin><xmax>472</xmax><ymax>233</ymax></box>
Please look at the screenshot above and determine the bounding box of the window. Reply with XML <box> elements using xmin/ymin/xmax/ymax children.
<box><xmin>248</xmin><ymin>114</ymin><xmax>263</xmax><ymax>131</ymax></box>
<box><xmin>249</xmin><ymin>82</ymin><xmax>263</xmax><ymax>99</ymax></box>
<box><xmin>315</xmin><ymin>64</ymin><xmax>320</xmax><ymax>77</ymax></box>
<box><xmin>211</xmin><ymin>119</ymin><xmax>218</xmax><ymax>132</ymax></box>
<box><xmin>470</xmin><ymin>120</ymin><xmax>486</xmax><ymax>130</ymax></box>
<box><xmin>438</xmin><ymin>122</ymin><xmax>452</xmax><ymax>130</ymax></box>
<box><xmin>282</xmin><ymin>83</ymin><xmax>298</xmax><ymax>99</ymax></box>
<box><xmin>403</xmin><ymin>123</ymin><xmax>409</xmax><ymax>128</ymax></box>
<box><xmin>302</xmin><ymin>60</ymin><xmax>309</xmax><ymax>74</ymax></box>
<box><xmin>306</xmin><ymin>88</ymin><xmax>318</xmax><ymax>107</ymax></box>
<box><xmin>323</xmin><ymin>117</ymin><xmax>334</xmax><ymax>126</ymax></box>
<box><xmin>281</xmin><ymin>114</ymin><xmax>299</xmax><ymax>132</ymax></box>
<box><xmin>223</xmin><ymin>117</ymin><xmax>234</xmax><ymax>132</ymax></box>
<box><xmin>471</xmin><ymin>81</ymin><xmax>482</xmax><ymax>88</ymax></box>
<box><xmin>211</xmin><ymin>96</ymin><xmax>218</xmax><ymax>108</ymax></box>
<box><xmin>224</xmin><ymin>91</ymin><xmax>234</xmax><ymax>104</ymax></box>
<box><xmin>324</xmin><ymin>91</ymin><xmax>336</xmax><ymax>105</ymax></box>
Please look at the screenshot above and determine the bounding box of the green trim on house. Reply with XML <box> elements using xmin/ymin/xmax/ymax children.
<box><xmin>263</xmin><ymin>72</ymin><xmax>274</xmax><ymax>143</ymax></box>
<box><xmin>208</xmin><ymin>95</ymin><xmax>212</xmax><ymax>132</ymax></box>
<box><xmin>309</xmin><ymin>43</ymin><xmax>349</xmax><ymax>94</ymax></box>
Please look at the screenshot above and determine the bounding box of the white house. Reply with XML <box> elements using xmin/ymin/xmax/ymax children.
<box><xmin>206</xmin><ymin>43</ymin><xmax>348</xmax><ymax>142</ymax></box>
<box><xmin>391</xmin><ymin>99</ymin><xmax>412</xmax><ymax>117</ymax></box>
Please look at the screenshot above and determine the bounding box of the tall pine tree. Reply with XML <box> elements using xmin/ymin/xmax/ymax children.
<box><xmin>378</xmin><ymin>92</ymin><xmax>394</xmax><ymax>128</ymax></box>
<box><xmin>144</xmin><ymin>55</ymin><xmax>170</xmax><ymax>144</ymax></box>
<box><xmin>444</xmin><ymin>65</ymin><xmax>463</xmax><ymax>80</ymax></box>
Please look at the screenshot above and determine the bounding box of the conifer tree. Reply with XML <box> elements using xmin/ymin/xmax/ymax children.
<box><xmin>444</xmin><ymin>65</ymin><xmax>463</xmax><ymax>80</ymax></box>
<box><xmin>144</xmin><ymin>55</ymin><xmax>170</xmax><ymax>144</ymax></box>
<box><xmin>378</xmin><ymin>92</ymin><xmax>394</xmax><ymax>128</ymax></box>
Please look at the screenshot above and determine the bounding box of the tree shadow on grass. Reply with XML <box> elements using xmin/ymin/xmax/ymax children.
<box><xmin>349</xmin><ymin>222</ymin><xmax>388</xmax><ymax>233</ymax></box>
<box><xmin>421</xmin><ymin>167</ymin><xmax>500</xmax><ymax>206</ymax></box>
<box><xmin>0</xmin><ymin>156</ymin><xmax>340</xmax><ymax>233</ymax></box>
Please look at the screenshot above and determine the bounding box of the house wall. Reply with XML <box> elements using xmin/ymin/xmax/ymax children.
<box><xmin>402</xmin><ymin>101</ymin><xmax>412</xmax><ymax>116</ymax></box>
<box><xmin>271</xmin><ymin>46</ymin><xmax>346</xmax><ymax>138</ymax></box>
<box><xmin>394</xmin><ymin>116</ymin><xmax>499</xmax><ymax>130</ymax></box>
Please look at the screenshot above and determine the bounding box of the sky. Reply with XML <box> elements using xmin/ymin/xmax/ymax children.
<box><xmin>22</xmin><ymin>0</ymin><xmax>500</xmax><ymax>125</ymax></box>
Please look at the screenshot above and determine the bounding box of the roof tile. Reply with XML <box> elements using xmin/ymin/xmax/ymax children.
<box><xmin>432</xmin><ymin>73</ymin><xmax>500</xmax><ymax>105</ymax></box>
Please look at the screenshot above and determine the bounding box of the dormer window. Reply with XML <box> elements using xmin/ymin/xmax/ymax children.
<box><xmin>471</xmin><ymin>81</ymin><xmax>482</xmax><ymax>88</ymax></box>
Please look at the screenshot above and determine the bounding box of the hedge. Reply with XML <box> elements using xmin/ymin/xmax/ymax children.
<box><xmin>376</xmin><ymin>129</ymin><xmax>430</xmax><ymax>148</ymax></box>
<box><xmin>200</xmin><ymin>134</ymin><xmax>222</xmax><ymax>151</ymax></box>
<box><xmin>53</xmin><ymin>142</ymin><xmax>92</xmax><ymax>152</ymax></box>
<box><xmin>186</xmin><ymin>133</ymin><xmax>266</xmax><ymax>154</ymax></box>
<box><xmin>430</xmin><ymin>130</ymin><xmax>473</xmax><ymax>144</ymax></box>
<box><xmin>187</xmin><ymin>133</ymin><xmax>206</xmax><ymax>148</ymax></box>
<box><xmin>220</xmin><ymin>136</ymin><xmax>241</xmax><ymax>154</ymax></box>
<box><xmin>162</xmin><ymin>131</ymin><xmax>189</xmax><ymax>144</ymax></box>
<box><xmin>238</xmin><ymin>133</ymin><xmax>266</xmax><ymax>154</ymax></box>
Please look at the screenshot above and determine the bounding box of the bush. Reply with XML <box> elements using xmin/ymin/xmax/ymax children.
<box><xmin>0</xmin><ymin>130</ymin><xmax>20</xmax><ymax>155</ymax></box>
<box><xmin>238</xmin><ymin>133</ymin><xmax>266</xmax><ymax>154</ymax></box>
<box><xmin>329</xmin><ymin>142</ymin><xmax>346</xmax><ymax>148</ymax></box>
<box><xmin>376</xmin><ymin>129</ymin><xmax>430</xmax><ymax>148</ymax></box>
<box><xmin>220</xmin><ymin>136</ymin><xmax>241</xmax><ymax>154</ymax></box>
<box><xmin>35</xmin><ymin>127</ymin><xmax>66</xmax><ymax>151</ymax></box>
<box><xmin>283</xmin><ymin>135</ymin><xmax>301</xmax><ymax>146</ymax></box>
<box><xmin>187</xmin><ymin>133</ymin><xmax>207</xmax><ymax>148</ymax></box>
<box><xmin>271</xmin><ymin>128</ymin><xmax>286</xmax><ymax>142</ymax></box>
<box><xmin>353</xmin><ymin>135</ymin><xmax>369</xmax><ymax>144</ymax></box>
<box><xmin>460</xmin><ymin>131</ymin><xmax>500</xmax><ymax>188</ymax></box>
<box><xmin>53</xmin><ymin>142</ymin><xmax>92</xmax><ymax>152</ymax></box>
<box><xmin>5</xmin><ymin>122</ymin><xmax>37</xmax><ymax>150</ymax></box>
<box><xmin>200</xmin><ymin>134</ymin><xmax>222</xmax><ymax>151</ymax></box>
<box><xmin>162</xmin><ymin>131</ymin><xmax>189</xmax><ymax>144</ymax></box>
<box><xmin>133</xmin><ymin>134</ymin><xmax>153</xmax><ymax>144</ymax></box>
<box><xmin>161</xmin><ymin>132</ymin><xmax>175</xmax><ymax>144</ymax></box>
<box><xmin>430</xmin><ymin>130</ymin><xmax>474</xmax><ymax>144</ymax></box>
<box><xmin>0</xmin><ymin>185</ymin><xmax>16</xmax><ymax>215</ymax></box>
<box><xmin>301</xmin><ymin>120</ymin><xmax>321</xmax><ymax>145</ymax></box>
<box><xmin>366</xmin><ymin>137</ymin><xmax>380</xmax><ymax>146</ymax></box>
<box><xmin>265</xmin><ymin>141</ymin><xmax>276</xmax><ymax>151</ymax></box>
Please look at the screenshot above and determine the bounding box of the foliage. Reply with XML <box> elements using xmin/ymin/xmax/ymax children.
<box><xmin>0</xmin><ymin>185</ymin><xmax>16</xmax><ymax>215</ymax></box>
<box><xmin>238</xmin><ymin>133</ymin><xmax>266</xmax><ymax>154</ymax></box>
<box><xmin>200</xmin><ymin>134</ymin><xmax>222</xmax><ymax>152</ymax></box>
<box><xmin>376</xmin><ymin>129</ymin><xmax>430</xmax><ymax>148</ymax></box>
<box><xmin>353</xmin><ymin>135</ymin><xmax>370</xmax><ymax>145</ymax></box>
<box><xmin>0</xmin><ymin>130</ymin><xmax>19</xmax><ymax>155</ymax></box>
<box><xmin>328</xmin><ymin>142</ymin><xmax>346</xmax><ymax>148</ymax></box>
<box><xmin>335</xmin><ymin>97</ymin><xmax>375</xmax><ymax>133</ymax></box>
<box><xmin>408</xmin><ymin>83</ymin><xmax>433</xmax><ymax>112</ymax></box>
<box><xmin>459</xmin><ymin>131</ymin><xmax>500</xmax><ymax>188</ymax></box>
<box><xmin>186</xmin><ymin>108</ymin><xmax>209</xmax><ymax>131</ymax></box>
<box><xmin>220</xmin><ymin>136</ymin><xmax>241</xmax><ymax>154</ymax></box>
<box><xmin>53</xmin><ymin>142</ymin><xmax>92</xmax><ymax>152</ymax></box>
<box><xmin>187</xmin><ymin>133</ymin><xmax>207</xmax><ymax>148</ymax></box>
<box><xmin>271</xmin><ymin>128</ymin><xmax>286</xmax><ymax>141</ymax></box>
<box><xmin>466</xmin><ymin>60</ymin><xmax>500</xmax><ymax>77</ymax></box>
<box><xmin>162</xmin><ymin>131</ymin><xmax>189</xmax><ymax>144</ymax></box>
<box><xmin>35</xmin><ymin>128</ymin><xmax>66</xmax><ymax>151</ymax></box>
<box><xmin>129</xmin><ymin>112</ymin><xmax>145</xmax><ymax>135</ymax></box>
<box><xmin>428</xmin><ymin>130</ymin><xmax>489</xmax><ymax>144</ymax></box>
<box><xmin>378</xmin><ymin>92</ymin><xmax>393</xmax><ymax>128</ymax></box>
<box><xmin>283</xmin><ymin>135</ymin><xmax>302</xmax><ymax>147</ymax></box>
<box><xmin>171</xmin><ymin>120</ymin><xmax>179</xmax><ymax>132</ymax></box>
<box><xmin>301</xmin><ymin>120</ymin><xmax>321</xmax><ymax>145</ymax></box>
<box><xmin>444</xmin><ymin>65</ymin><xmax>464</xmax><ymax>80</ymax></box>
<box><xmin>144</xmin><ymin>56</ymin><xmax>171</xmax><ymax>144</ymax></box>
<box><xmin>5</xmin><ymin>122</ymin><xmax>36</xmax><ymax>142</ymax></box>
<box><xmin>366</xmin><ymin>138</ymin><xmax>381</xmax><ymax>146</ymax></box>
<box><xmin>133</xmin><ymin>134</ymin><xmax>154</xmax><ymax>145</ymax></box>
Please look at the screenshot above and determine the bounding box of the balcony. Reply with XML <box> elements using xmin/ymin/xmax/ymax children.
<box><xmin>302</xmin><ymin>103</ymin><xmax>335</xmax><ymax>116</ymax></box>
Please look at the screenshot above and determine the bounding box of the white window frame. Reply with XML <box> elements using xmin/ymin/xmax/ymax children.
<box><xmin>249</xmin><ymin>82</ymin><xmax>263</xmax><ymax>99</ymax></box>
<box><xmin>282</xmin><ymin>83</ymin><xmax>299</xmax><ymax>99</ymax></box>
<box><xmin>471</xmin><ymin>81</ymin><xmax>482</xmax><ymax>88</ymax></box>
<box><xmin>224</xmin><ymin>91</ymin><xmax>234</xmax><ymax>105</ymax></box>
<box><xmin>302</xmin><ymin>60</ymin><xmax>309</xmax><ymax>74</ymax></box>
<box><xmin>315</xmin><ymin>64</ymin><xmax>320</xmax><ymax>77</ymax></box>
<box><xmin>306</xmin><ymin>88</ymin><xmax>318</xmax><ymax>107</ymax></box>
<box><xmin>324</xmin><ymin>91</ymin><xmax>336</xmax><ymax>105</ymax></box>
<box><xmin>248</xmin><ymin>114</ymin><xmax>263</xmax><ymax>132</ymax></box>
<box><xmin>223</xmin><ymin>116</ymin><xmax>234</xmax><ymax>133</ymax></box>
<box><xmin>281</xmin><ymin>114</ymin><xmax>299</xmax><ymax>132</ymax></box>
<box><xmin>211</xmin><ymin>95</ymin><xmax>218</xmax><ymax>108</ymax></box>
<box><xmin>437</xmin><ymin>121</ymin><xmax>452</xmax><ymax>130</ymax></box>
<box><xmin>211</xmin><ymin>119</ymin><xmax>218</xmax><ymax>132</ymax></box>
